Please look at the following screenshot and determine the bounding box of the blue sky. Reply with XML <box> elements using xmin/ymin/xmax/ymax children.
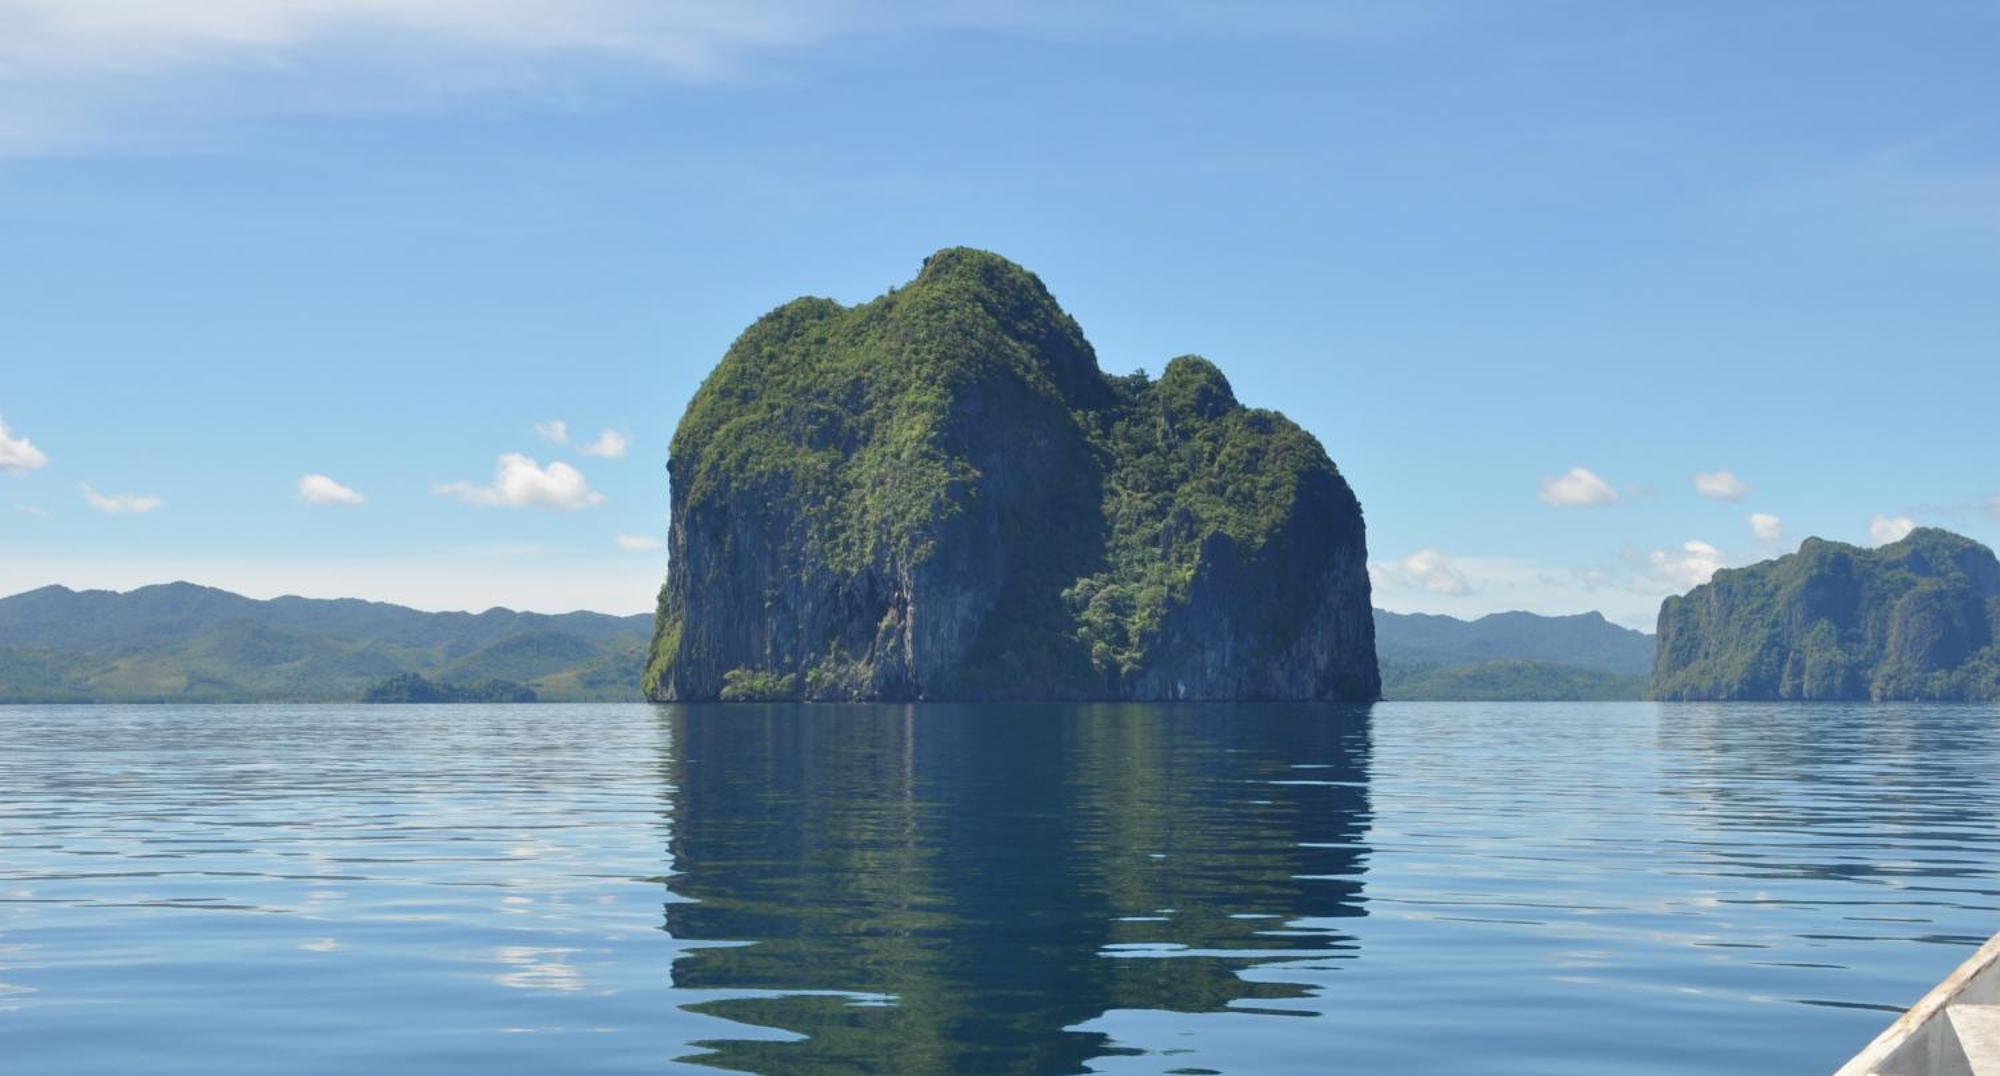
<box><xmin>1</xmin><ymin>2</ymin><xmax>1996</xmax><ymax>626</ymax></box>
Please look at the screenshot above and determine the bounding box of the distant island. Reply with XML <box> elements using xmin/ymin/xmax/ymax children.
<box><xmin>1374</xmin><ymin>610</ymin><xmax>1653</xmax><ymax>701</ymax></box>
<box><xmin>0</xmin><ymin>582</ymin><xmax>648</xmax><ymax>703</ymax></box>
<box><xmin>645</xmin><ymin>248</ymin><xmax>1379</xmax><ymax>702</ymax></box>
<box><xmin>1653</xmin><ymin>528</ymin><xmax>2000</xmax><ymax>701</ymax></box>
<box><xmin>362</xmin><ymin>673</ymin><xmax>537</xmax><ymax>704</ymax></box>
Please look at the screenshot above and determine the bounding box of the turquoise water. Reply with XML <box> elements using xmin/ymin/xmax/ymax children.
<box><xmin>1</xmin><ymin>702</ymin><xmax>1994</xmax><ymax>1074</ymax></box>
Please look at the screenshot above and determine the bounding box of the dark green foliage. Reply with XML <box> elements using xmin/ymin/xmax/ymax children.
<box><xmin>719</xmin><ymin>668</ymin><xmax>800</xmax><ymax>702</ymax></box>
<box><xmin>1381</xmin><ymin>660</ymin><xmax>1648</xmax><ymax>701</ymax></box>
<box><xmin>1652</xmin><ymin>528</ymin><xmax>2000</xmax><ymax>701</ymax></box>
<box><xmin>361</xmin><ymin>673</ymin><xmax>537</xmax><ymax>703</ymax></box>
<box><xmin>647</xmin><ymin>248</ymin><xmax>1377</xmax><ymax>701</ymax></box>
<box><xmin>665</xmin><ymin>250</ymin><xmax>1101</xmax><ymax>576</ymax></box>
<box><xmin>439</xmin><ymin>629</ymin><xmax>605</xmax><ymax>684</ymax></box>
<box><xmin>1065</xmin><ymin>358</ymin><xmax>1346</xmax><ymax>678</ymax></box>
<box><xmin>1373</xmin><ymin>609</ymin><xmax>1655</xmax><ymax>676</ymax></box>
<box><xmin>0</xmin><ymin>582</ymin><xmax>651</xmax><ymax>703</ymax></box>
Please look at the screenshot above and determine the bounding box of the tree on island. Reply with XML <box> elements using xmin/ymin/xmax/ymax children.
<box><xmin>362</xmin><ymin>673</ymin><xmax>537</xmax><ymax>704</ymax></box>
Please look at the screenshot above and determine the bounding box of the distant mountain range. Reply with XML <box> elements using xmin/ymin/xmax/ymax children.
<box><xmin>0</xmin><ymin>582</ymin><xmax>1656</xmax><ymax>703</ymax></box>
<box><xmin>1374</xmin><ymin>609</ymin><xmax>1655</xmax><ymax>675</ymax></box>
<box><xmin>0</xmin><ymin>583</ymin><xmax>651</xmax><ymax>703</ymax></box>
<box><xmin>1373</xmin><ymin>609</ymin><xmax>1655</xmax><ymax>701</ymax></box>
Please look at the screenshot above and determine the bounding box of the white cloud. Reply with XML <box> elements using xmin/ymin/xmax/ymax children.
<box><xmin>0</xmin><ymin>2</ymin><xmax>820</xmax><ymax>72</ymax></box>
<box><xmin>1646</xmin><ymin>540</ymin><xmax>1726</xmax><ymax>590</ymax></box>
<box><xmin>1986</xmin><ymin>496</ymin><xmax>2000</xmax><ymax>521</ymax></box>
<box><xmin>296</xmin><ymin>473</ymin><xmax>364</xmax><ymax>506</ymax></box>
<box><xmin>436</xmin><ymin>453</ymin><xmax>603</xmax><ymax>510</ymax></box>
<box><xmin>0</xmin><ymin>415</ymin><xmax>49</xmax><ymax>472</ymax></box>
<box><xmin>1692</xmin><ymin>471</ymin><xmax>1750</xmax><ymax>501</ymax></box>
<box><xmin>614</xmin><ymin>533</ymin><xmax>662</xmax><ymax>552</ymax></box>
<box><xmin>578</xmin><ymin>429</ymin><xmax>629</xmax><ymax>459</ymax></box>
<box><xmin>1538</xmin><ymin>466</ymin><xmax>1619</xmax><ymax>508</ymax></box>
<box><xmin>537</xmin><ymin>422</ymin><xmax>626</xmax><ymax>458</ymax></box>
<box><xmin>1369</xmin><ymin>548</ymin><xmax>1472</xmax><ymax>596</ymax></box>
<box><xmin>1868</xmin><ymin>514</ymin><xmax>1916</xmax><ymax>547</ymax></box>
<box><xmin>1749</xmin><ymin>512</ymin><xmax>1783</xmax><ymax>544</ymax></box>
<box><xmin>1366</xmin><ymin>552</ymin><xmax>1669</xmax><ymax>630</ymax></box>
<box><xmin>15</xmin><ymin>503</ymin><xmax>49</xmax><ymax>517</ymax></box>
<box><xmin>80</xmin><ymin>483</ymin><xmax>162</xmax><ymax>514</ymax></box>
<box><xmin>0</xmin><ymin>2</ymin><xmax>1420</xmax><ymax>80</ymax></box>
<box><xmin>0</xmin><ymin>2</ymin><xmax>1443</xmax><ymax>153</ymax></box>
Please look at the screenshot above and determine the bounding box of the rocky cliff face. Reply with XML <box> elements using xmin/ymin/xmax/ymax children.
<box><xmin>1652</xmin><ymin>528</ymin><xmax>2000</xmax><ymax>701</ymax></box>
<box><xmin>644</xmin><ymin>248</ymin><xmax>1378</xmax><ymax>702</ymax></box>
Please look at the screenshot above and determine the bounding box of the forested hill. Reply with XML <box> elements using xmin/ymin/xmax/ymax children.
<box><xmin>1374</xmin><ymin>609</ymin><xmax>1654</xmax><ymax>676</ymax></box>
<box><xmin>0</xmin><ymin>582</ymin><xmax>651</xmax><ymax>703</ymax></box>
<box><xmin>1374</xmin><ymin>609</ymin><xmax>1655</xmax><ymax>700</ymax></box>
<box><xmin>1653</xmin><ymin>528</ymin><xmax>2000</xmax><ymax>701</ymax></box>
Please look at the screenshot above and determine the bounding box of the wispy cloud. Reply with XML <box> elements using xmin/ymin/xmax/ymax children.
<box><xmin>614</xmin><ymin>533</ymin><xmax>662</xmax><ymax>552</ymax></box>
<box><xmin>297</xmin><ymin>473</ymin><xmax>365</xmax><ymax>506</ymax></box>
<box><xmin>1369</xmin><ymin>548</ymin><xmax>1472</xmax><ymax>596</ymax></box>
<box><xmin>1643</xmin><ymin>539</ymin><xmax>1725</xmax><ymax>590</ymax></box>
<box><xmin>1538</xmin><ymin>466</ymin><xmax>1618</xmax><ymax>508</ymax></box>
<box><xmin>536</xmin><ymin>420</ymin><xmax>627</xmax><ymax>458</ymax></box>
<box><xmin>1366</xmin><ymin>548</ymin><xmax>1706</xmax><ymax>630</ymax></box>
<box><xmin>0</xmin><ymin>416</ymin><xmax>49</xmax><ymax>472</ymax></box>
<box><xmin>80</xmin><ymin>483</ymin><xmax>162</xmax><ymax>514</ymax></box>
<box><xmin>436</xmin><ymin>453</ymin><xmax>603</xmax><ymax>510</ymax></box>
<box><xmin>1749</xmin><ymin>512</ymin><xmax>1782</xmax><ymax>545</ymax></box>
<box><xmin>1692</xmin><ymin>470</ymin><xmax>1749</xmax><ymax>501</ymax></box>
<box><xmin>578</xmin><ymin>429</ymin><xmax>629</xmax><ymax>458</ymax></box>
<box><xmin>1868</xmin><ymin>514</ymin><xmax>1916</xmax><ymax>547</ymax></box>
<box><xmin>1747</xmin><ymin>125</ymin><xmax>2000</xmax><ymax>248</ymax></box>
<box><xmin>0</xmin><ymin>0</ymin><xmax>827</xmax><ymax>152</ymax></box>
<box><xmin>0</xmin><ymin>1</ymin><xmax>1444</xmax><ymax>153</ymax></box>
<box><xmin>0</xmin><ymin>1</ymin><xmax>830</xmax><ymax>71</ymax></box>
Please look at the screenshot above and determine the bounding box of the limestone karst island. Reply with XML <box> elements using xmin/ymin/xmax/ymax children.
<box><xmin>1653</xmin><ymin>527</ymin><xmax>2000</xmax><ymax>701</ymax></box>
<box><xmin>643</xmin><ymin>248</ymin><xmax>1379</xmax><ymax>702</ymax></box>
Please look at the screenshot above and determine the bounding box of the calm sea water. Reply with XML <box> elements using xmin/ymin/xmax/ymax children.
<box><xmin>0</xmin><ymin>703</ymin><xmax>1994</xmax><ymax>1074</ymax></box>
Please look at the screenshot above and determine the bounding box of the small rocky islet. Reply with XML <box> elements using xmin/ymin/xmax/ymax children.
<box><xmin>644</xmin><ymin>248</ymin><xmax>1379</xmax><ymax>702</ymax></box>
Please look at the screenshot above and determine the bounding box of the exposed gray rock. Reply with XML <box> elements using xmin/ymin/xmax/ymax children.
<box><xmin>645</xmin><ymin>248</ymin><xmax>1378</xmax><ymax>702</ymax></box>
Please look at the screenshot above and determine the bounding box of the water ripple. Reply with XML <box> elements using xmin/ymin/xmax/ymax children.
<box><xmin>0</xmin><ymin>701</ymin><xmax>1994</xmax><ymax>1075</ymax></box>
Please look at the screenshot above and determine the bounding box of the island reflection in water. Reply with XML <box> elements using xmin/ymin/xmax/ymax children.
<box><xmin>2</xmin><ymin>702</ymin><xmax>1997</xmax><ymax>1075</ymax></box>
<box><xmin>660</xmin><ymin>703</ymin><xmax>1374</xmax><ymax>1074</ymax></box>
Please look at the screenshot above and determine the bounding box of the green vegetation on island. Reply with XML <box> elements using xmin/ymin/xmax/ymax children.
<box><xmin>647</xmin><ymin>248</ymin><xmax>1378</xmax><ymax>702</ymax></box>
<box><xmin>361</xmin><ymin>673</ymin><xmax>537</xmax><ymax>703</ymax></box>
<box><xmin>1381</xmin><ymin>660</ymin><xmax>1648</xmax><ymax>701</ymax></box>
<box><xmin>1653</xmin><ymin>528</ymin><xmax>2000</xmax><ymax>701</ymax></box>
<box><xmin>1372</xmin><ymin>609</ymin><xmax>1654</xmax><ymax>700</ymax></box>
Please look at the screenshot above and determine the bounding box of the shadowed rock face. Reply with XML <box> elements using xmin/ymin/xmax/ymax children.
<box><xmin>1652</xmin><ymin>528</ymin><xmax>2000</xmax><ymax>701</ymax></box>
<box><xmin>644</xmin><ymin>248</ymin><xmax>1378</xmax><ymax>702</ymax></box>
